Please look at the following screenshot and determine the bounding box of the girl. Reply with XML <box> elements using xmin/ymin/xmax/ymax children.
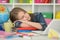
<box><xmin>10</xmin><ymin>7</ymin><xmax>47</xmax><ymax>31</ymax></box>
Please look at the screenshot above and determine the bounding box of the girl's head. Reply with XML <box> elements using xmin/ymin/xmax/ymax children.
<box><xmin>10</xmin><ymin>7</ymin><xmax>31</xmax><ymax>22</ymax></box>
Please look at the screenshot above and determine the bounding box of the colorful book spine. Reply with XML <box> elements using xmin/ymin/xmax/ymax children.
<box><xmin>42</xmin><ymin>12</ymin><xmax>53</xmax><ymax>19</ymax></box>
<box><xmin>19</xmin><ymin>0</ymin><xmax>32</xmax><ymax>3</ymax></box>
<box><xmin>0</xmin><ymin>0</ymin><xmax>8</xmax><ymax>3</ymax></box>
<box><xmin>35</xmin><ymin>0</ymin><xmax>42</xmax><ymax>3</ymax></box>
<box><xmin>19</xmin><ymin>0</ymin><xmax>23</xmax><ymax>3</ymax></box>
<box><xmin>42</xmin><ymin>0</ymin><xmax>51</xmax><ymax>3</ymax></box>
<box><xmin>35</xmin><ymin>0</ymin><xmax>51</xmax><ymax>3</ymax></box>
<box><xmin>30</xmin><ymin>0</ymin><xmax>32</xmax><ymax>3</ymax></box>
<box><xmin>9</xmin><ymin>0</ymin><xmax>13</xmax><ymax>3</ymax></box>
<box><xmin>55</xmin><ymin>11</ymin><xmax>60</xmax><ymax>19</ymax></box>
<box><xmin>57</xmin><ymin>0</ymin><xmax>60</xmax><ymax>3</ymax></box>
<box><xmin>23</xmin><ymin>0</ymin><xmax>29</xmax><ymax>3</ymax></box>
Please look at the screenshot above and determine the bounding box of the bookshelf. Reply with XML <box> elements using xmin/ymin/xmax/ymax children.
<box><xmin>0</xmin><ymin>0</ymin><xmax>60</xmax><ymax>24</ymax></box>
<box><xmin>0</xmin><ymin>4</ymin><xmax>13</xmax><ymax>12</ymax></box>
<box><xmin>14</xmin><ymin>5</ymin><xmax>32</xmax><ymax>12</ymax></box>
<box><xmin>55</xmin><ymin>0</ymin><xmax>60</xmax><ymax>19</ymax></box>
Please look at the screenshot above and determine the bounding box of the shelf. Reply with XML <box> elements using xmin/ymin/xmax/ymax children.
<box><xmin>13</xmin><ymin>3</ymin><xmax>32</xmax><ymax>5</ymax></box>
<box><xmin>0</xmin><ymin>0</ymin><xmax>60</xmax><ymax>33</ymax></box>
<box><xmin>53</xmin><ymin>19</ymin><xmax>60</xmax><ymax>21</ymax></box>
<box><xmin>14</xmin><ymin>0</ymin><xmax>32</xmax><ymax>3</ymax></box>
<box><xmin>34</xmin><ymin>3</ymin><xmax>54</xmax><ymax>5</ymax></box>
<box><xmin>0</xmin><ymin>3</ymin><xmax>13</xmax><ymax>5</ymax></box>
<box><xmin>34</xmin><ymin>5</ymin><xmax>53</xmax><ymax>12</ymax></box>
<box><xmin>14</xmin><ymin>5</ymin><xmax>32</xmax><ymax>12</ymax></box>
<box><xmin>13</xmin><ymin>3</ymin><xmax>53</xmax><ymax>6</ymax></box>
<box><xmin>55</xmin><ymin>5</ymin><xmax>60</xmax><ymax>11</ymax></box>
<box><xmin>55</xmin><ymin>3</ymin><xmax>60</xmax><ymax>5</ymax></box>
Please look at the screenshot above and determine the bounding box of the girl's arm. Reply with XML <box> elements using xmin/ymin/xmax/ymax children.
<box><xmin>14</xmin><ymin>21</ymin><xmax>33</xmax><ymax>28</ymax></box>
<box><xmin>18</xmin><ymin>20</ymin><xmax>42</xmax><ymax>29</ymax></box>
<box><xmin>20</xmin><ymin>22</ymin><xmax>32</xmax><ymax>27</ymax></box>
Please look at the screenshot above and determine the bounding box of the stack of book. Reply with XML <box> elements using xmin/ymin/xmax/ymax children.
<box><xmin>19</xmin><ymin>0</ymin><xmax>32</xmax><ymax>3</ymax></box>
<box><xmin>35</xmin><ymin>0</ymin><xmax>51</xmax><ymax>3</ymax></box>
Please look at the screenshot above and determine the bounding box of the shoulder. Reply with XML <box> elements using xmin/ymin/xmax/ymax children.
<box><xmin>29</xmin><ymin>12</ymin><xmax>42</xmax><ymax>16</ymax></box>
<box><xmin>33</xmin><ymin>12</ymin><xmax>43</xmax><ymax>18</ymax></box>
<box><xmin>34</xmin><ymin>12</ymin><xmax>42</xmax><ymax>16</ymax></box>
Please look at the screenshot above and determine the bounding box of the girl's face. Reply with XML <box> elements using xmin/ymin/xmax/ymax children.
<box><xmin>17</xmin><ymin>11</ymin><xmax>31</xmax><ymax>21</ymax></box>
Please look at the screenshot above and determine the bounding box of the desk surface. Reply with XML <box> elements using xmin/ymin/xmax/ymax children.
<box><xmin>0</xmin><ymin>36</ymin><xmax>49</xmax><ymax>40</ymax></box>
<box><xmin>0</xmin><ymin>31</ymin><xmax>60</xmax><ymax>40</ymax></box>
<box><xmin>0</xmin><ymin>34</ymin><xmax>60</xmax><ymax>40</ymax></box>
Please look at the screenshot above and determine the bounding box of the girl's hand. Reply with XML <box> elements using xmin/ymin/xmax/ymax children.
<box><xmin>14</xmin><ymin>20</ymin><xmax>32</xmax><ymax>27</ymax></box>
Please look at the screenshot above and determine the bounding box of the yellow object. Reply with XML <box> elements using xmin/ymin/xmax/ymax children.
<box><xmin>19</xmin><ymin>0</ymin><xmax>32</xmax><ymax>4</ymax></box>
<box><xmin>0</xmin><ymin>5</ymin><xmax>5</xmax><ymax>13</ymax></box>
<box><xmin>4</xmin><ymin>19</ymin><xmax>14</xmax><ymax>32</ymax></box>
<box><xmin>48</xmin><ymin>29</ymin><xmax>59</xmax><ymax>39</ymax></box>
<box><xmin>28</xmin><ymin>11</ymin><xmax>32</xmax><ymax>14</ymax></box>
<box><xmin>19</xmin><ymin>0</ymin><xmax>23</xmax><ymax>3</ymax></box>
<box><xmin>30</xmin><ymin>0</ymin><xmax>32</xmax><ymax>4</ymax></box>
<box><xmin>55</xmin><ymin>11</ymin><xmax>60</xmax><ymax>19</ymax></box>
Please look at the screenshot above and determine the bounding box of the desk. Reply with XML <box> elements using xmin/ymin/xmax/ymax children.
<box><xmin>0</xmin><ymin>31</ymin><xmax>60</xmax><ymax>40</ymax></box>
<box><xmin>0</xmin><ymin>35</ymin><xmax>49</xmax><ymax>40</ymax></box>
<box><xmin>1</xmin><ymin>35</ymin><xmax>60</xmax><ymax>40</ymax></box>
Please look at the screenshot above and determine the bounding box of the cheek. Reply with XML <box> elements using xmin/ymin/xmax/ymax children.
<box><xmin>25</xmin><ymin>14</ymin><xmax>30</xmax><ymax>18</ymax></box>
<box><xmin>17</xmin><ymin>13</ymin><xmax>24</xmax><ymax>20</ymax></box>
<box><xmin>22</xmin><ymin>17</ymin><xmax>28</xmax><ymax>21</ymax></box>
<box><xmin>17</xmin><ymin>15</ymin><xmax>21</xmax><ymax>20</ymax></box>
